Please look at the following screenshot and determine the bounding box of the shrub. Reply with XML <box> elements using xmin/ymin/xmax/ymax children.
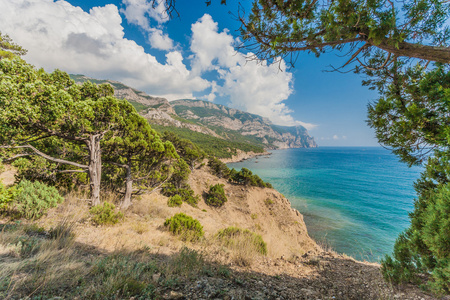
<box><xmin>205</xmin><ymin>183</ymin><xmax>227</xmax><ymax>207</ymax></box>
<box><xmin>264</xmin><ymin>198</ymin><xmax>274</xmax><ymax>206</ymax></box>
<box><xmin>90</xmin><ymin>202</ymin><xmax>124</xmax><ymax>225</ymax></box>
<box><xmin>12</xmin><ymin>180</ymin><xmax>64</xmax><ymax>219</ymax></box>
<box><xmin>229</xmin><ymin>168</ymin><xmax>271</xmax><ymax>188</ymax></box>
<box><xmin>164</xmin><ymin>213</ymin><xmax>204</xmax><ymax>241</ymax></box>
<box><xmin>0</xmin><ymin>182</ymin><xmax>19</xmax><ymax>212</ymax></box>
<box><xmin>208</xmin><ymin>157</ymin><xmax>230</xmax><ymax>179</ymax></box>
<box><xmin>162</xmin><ymin>184</ymin><xmax>199</xmax><ymax>207</ymax></box>
<box><xmin>217</xmin><ymin>226</ymin><xmax>267</xmax><ymax>255</ymax></box>
<box><xmin>168</xmin><ymin>195</ymin><xmax>182</xmax><ymax>207</ymax></box>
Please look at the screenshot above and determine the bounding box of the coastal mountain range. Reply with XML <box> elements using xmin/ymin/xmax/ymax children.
<box><xmin>70</xmin><ymin>74</ymin><xmax>317</xmax><ymax>152</ymax></box>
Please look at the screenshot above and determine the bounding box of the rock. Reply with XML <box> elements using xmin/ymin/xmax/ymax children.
<box><xmin>152</xmin><ymin>273</ymin><xmax>161</xmax><ymax>282</ymax></box>
<box><xmin>164</xmin><ymin>290</ymin><xmax>185</xmax><ymax>299</ymax></box>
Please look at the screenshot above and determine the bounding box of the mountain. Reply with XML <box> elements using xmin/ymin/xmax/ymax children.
<box><xmin>70</xmin><ymin>75</ymin><xmax>317</xmax><ymax>155</ymax></box>
<box><xmin>169</xmin><ymin>99</ymin><xmax>316</xmax><ymax>149</ymax></box>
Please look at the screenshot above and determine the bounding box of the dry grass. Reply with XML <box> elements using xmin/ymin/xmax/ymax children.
<box><xmin>0</xmin><ymin>220</ymin><xmax>234</xmax><ymax>299</ymax></box>
<box><xmin>215</xmin><ymin>227</ymin><xmax>267</xmax><ymax>267</ymax></box>
<box><xmin>0</xmin><ymin>220</ymin><xmax>87</xmax><ymax>299</ymax></box>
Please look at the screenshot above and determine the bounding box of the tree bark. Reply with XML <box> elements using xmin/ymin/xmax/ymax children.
<box><xmin>121</xmin><ymin>157</ymin><xmax>133</xmax><ymax>209</ymax></box>
<box><xmin>87</xmin><ymin>134</ymin><xmax>102</xmax><ymax>206</ymax></box>
<box><xmin>373</xmin><ymin>40</ymin><xmax>450</xmax><ymax>64</ymax></box>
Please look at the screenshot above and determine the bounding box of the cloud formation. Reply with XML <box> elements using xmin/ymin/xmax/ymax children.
<box><xmin>121</xmin><ymin>0</ymin><xmax>174</xmax><ymax>50</ymax></box>
<box><xmin>0</xmin><ymin>0</ymin><xmax>207</xmax><ymax>100</ymax></box>
<box><xmin>121</xmin><ymin>0</ymin><xmax>169</xmax><ymax>26</ymax></box>
<box><xmin>190</xmin><ymin>15</ymin><xmax>316</xmax><ymax>128</ymax></box>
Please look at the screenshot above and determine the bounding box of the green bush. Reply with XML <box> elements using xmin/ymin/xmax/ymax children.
<box><xmin>164</xmin><ymin>213</ymin><xmax>204</xmax><ymax>241</ymax></box>
<box><xmin>208</xmin><ymin>157</ymin><xmax>230</xmax><ymax>179</ymax></box>
<box><xmin>0</xmin><ymin>182</ymin><xmax>19</xmax><ymax>212</ymax></box>
<box><xmin>229</xmin><ymin>168</ymin><xmax>271</xmax><ymax>188</ymax></box>
<box><xmin>12</xmin><ymin>180</ymin><xmax>63</xmax><ymax>219</ymax></box>
<box><xmin>168</xmin><ymin>194</ymin><xmax>182</xmax><ymax>207</ymax></box>
<box><xmin>89</xmin><ymin>202</ymin><xmax>124</xmax><ymax>225</ymax></box>
<box><xmin>205</xmin><ymin>183</ymin><xmax>227</xmax><ymax>207</ymax></box>
<box><xmin>217</xmin><ymin>226</ymin><xmax>267</xmax><ymax>255</ymax></box>
<box><xmin>162</xmin><ymin>184</ymin><xmax>199</xmax><ymax>207</ymax></box>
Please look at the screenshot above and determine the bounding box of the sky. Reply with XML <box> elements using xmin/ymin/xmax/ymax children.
<box><xmin>0</xmin><ymin>0</ymin><xmax>381</xmax><ymax>146</ymax></box>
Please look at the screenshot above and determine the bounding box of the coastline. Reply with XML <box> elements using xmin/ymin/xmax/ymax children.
<box><xmin>220</xmin><ymin>150</ymin><xmax>271</xmax><ymax>163</ymax></box>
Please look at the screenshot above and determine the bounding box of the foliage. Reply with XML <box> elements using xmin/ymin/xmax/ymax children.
<box><xmin>151</xmin><ymin>124</ymin><xmax>264</xmax><ymax>158</ymax></box>
<box><xmin>11</xmin><ymin>180</ymin><xmax>63</xmax><ymax>220</ymax></box>
<box><xmin>367</xmin><ymin>64</ymin><xmax>450</xmax><ymax>166</ymax></box>
<box><xmin>164</xmin><ymin>213</ymin><xmax>204</xmax><ymax>241</ymax></box>
<box><xmin>0</xmin><ymin>57</ymin><xmax>139</xmax><ymax>205</ymax></box>
<box><xmin>0</xmin><ymin>182</ymin><xmax>19</xmax><ymax>212</ymax></box>
<box><xmin>163</xmin><ymin>185</ymin><xmax>199</xmax><ymax>207</ymax></box>
<box><xmin>381</xmin><ymin>184</ymin><xmax>450</xmax><ymax>293</ymax></box>
<box><xmin>167</xmin><ymin>194</ymin><xmax>182</xmax><ymax>207</ymax></box>
<box><xmin>102</xmin><ymin>107</ymin><xmax>178</xmax><ymax>208</ymax></box>
<box><xmin>229</xmin><ymin>168</ymin><xmax>271</xmax><ymax>188</ymax></box>
<box><xmin>216</xmin><ymin>226</ymin><xmax>267</xmax><ymax>255</ymax></box>
<box><xmin>162</xmin><ymin>158</ymin><xmax>199</xmax><ymax>207</ymax></box>
<box><xmin>208</xmin><ymin>157</ymin><xmax>231</xmax><ymax>179</ymax></box>
<box><xmin>240</xmin><ymin>0</ymin><xmax>449</xmax><ymax>67</ymax></box>
<box><xmin>160</xmin><ymin>131</ymin><xmax>205</xmax><ymax>168</ymax></box>
<box><xmin>89</xmin><ymin>202</ymin><xmax>124</xmax><ymax>225</ymax></box>
<box><xmin>367</xmin><ymin>62</ymin><xmax>450</xmax><ymax>293</ymax></box>
<box><xmin>167</xmin><ymin>158</ymin><xmax>191</xmax><ymax>189</ymax></box>
<box><xmin>205</xmin><ymin>183</ymin><xmax>227</xmax><ymax>207</ymax></box>
<box><xmin>0</xmin><ymin>32</ymin><xmax>27</xmax><ymax>59</ymax></box>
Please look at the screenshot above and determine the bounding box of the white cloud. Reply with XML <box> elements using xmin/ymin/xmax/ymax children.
<box><xmin>191</xmin><ymin>14</ymin><xmax>316</xmax><ymax>128</ymax></box>
<box><xmin>190</xmin><ymin>14</ymin><xmax>238</xmax><ymax>74</ymax></box>
<box><xmin>0</xmin><ymin>0</ymin><xmax>208</xmax><ymax>100</ymax></box>
<box><xmin>148</xmin><ymin>28</ymin><xmax>174</xmax><ymax>50</ymax></box>
<box><xmin>121</xmin><ymin>0</ymin><xmax>169</xmax><ymax>27</ymax></box>
<box><xmin>121</xmin><ymin>0</ymin><xmax>174</xmax><ymax>50</ymax></box>
<box><xmin>333</xmin><ymin>135</ymin><xmax>339</xmax><ymax>140</ymax></box>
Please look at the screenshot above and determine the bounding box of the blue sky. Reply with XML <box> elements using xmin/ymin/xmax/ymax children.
<box><xmin>0</xmin><ymin>0</ymin><xmax>380</xmax><ymax>146</ymax></box>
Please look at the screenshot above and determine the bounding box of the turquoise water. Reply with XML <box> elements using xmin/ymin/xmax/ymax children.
<box><xmin>227</xmin><ymin>147</ymin><xmax>422</xmax><ymax>262</ymax></box>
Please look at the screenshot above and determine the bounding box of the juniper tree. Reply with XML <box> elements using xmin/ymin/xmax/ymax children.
<box><xmin>0</xmin><ymin>58</ymin><xmax>131</xmax><ymax>205</ymax></box>
<box><xmin>102</xmin><ymin>112</ymin><xmax>178</xmax><ymax>209</ymax></box>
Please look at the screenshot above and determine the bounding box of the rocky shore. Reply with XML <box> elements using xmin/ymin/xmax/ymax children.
<box><xmin>220</xmin><ymin>150</ymin><xmax>272</xmax><ymax>164</ymax></box>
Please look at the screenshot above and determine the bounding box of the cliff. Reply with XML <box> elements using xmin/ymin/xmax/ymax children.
<box><xmin>170</xmin><ymin>99</ymin><xmax>317</xmax><ymax>149</ymax></box>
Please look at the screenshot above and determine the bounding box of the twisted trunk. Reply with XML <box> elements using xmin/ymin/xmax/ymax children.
<box><xmin>87</xmin><ymin>134</ymin><xmax>102</xmax><ymax>206</ymax></box>
<box><xmin>121</xmin><ymin>157</ymin><xmax>133</xmax><ymax>209</ymax></box>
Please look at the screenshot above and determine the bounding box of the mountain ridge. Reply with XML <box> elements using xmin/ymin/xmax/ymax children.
<box><xmin>70</xmin><ymin>74</ymin><xmax>317</xmax><ymax>152</ymax></box>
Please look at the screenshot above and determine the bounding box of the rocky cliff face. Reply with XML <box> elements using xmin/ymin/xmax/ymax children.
<box><xmin>70</xmin><ymin>74</ymin><xmax>317</xmax><ymax>150</ymax></box>
<box><xmin>170</xmin><ymin>99</ymin><xmax>317</xmax><ymax>149</ymax></box>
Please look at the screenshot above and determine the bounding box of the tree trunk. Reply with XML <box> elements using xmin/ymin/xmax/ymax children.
<box><xmin>375</xmin><ymin>40</ymin><xmax>450</xmax><ymax>64</ymax></box>
<box><xmin>88</xmin><ymin>134</ymin><xmax>102</xmax><ymax>206</ymax></box>
<box><xmin>121</xmin><ymin>158</ymin><xmax>133</xmax><ymax>209</ymax></box>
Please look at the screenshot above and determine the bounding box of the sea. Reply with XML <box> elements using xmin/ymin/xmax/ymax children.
<box><xmin>227</xmin><ymin>147</ymin><xmax>423</xmax><ymax>262</ymax></box>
